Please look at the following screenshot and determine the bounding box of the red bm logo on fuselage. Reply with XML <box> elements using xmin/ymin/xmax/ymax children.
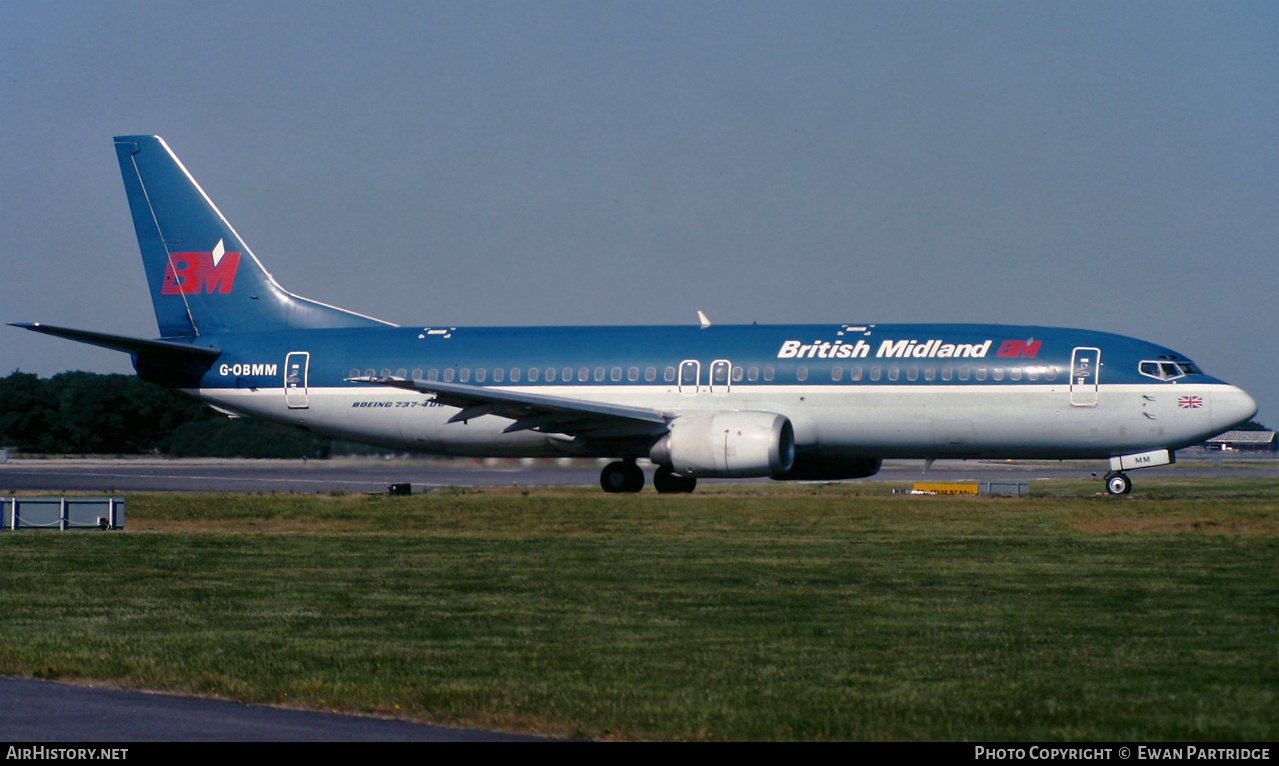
<box><xmin>161</xmin><ymin>248</ymin><xmax>241</xmax><ymax>295</ymax></box>
<box><xmin>996</xmin><ymin>339</ymin><xmax>1042</xmax><ymax>358</ymax></box>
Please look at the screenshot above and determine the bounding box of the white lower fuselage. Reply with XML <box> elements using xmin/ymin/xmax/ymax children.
<box><xmin>196</xmin><ymin>380</ymin><xmax>1252</xmax><ymax>461</ymax></box>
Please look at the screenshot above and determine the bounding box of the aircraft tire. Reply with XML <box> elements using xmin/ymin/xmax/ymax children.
<box><xmin>601</xmin><ymin>460</ymin><xmax>644</xmax><ymax>493</ymax></box>
<box><xmin>653</xmin><ymin>465</ymin><xmax>697</xmax><ymax>494</ymax></box>
<box><xmin>1104</xmin><ymin>471</ymin><xmax>1132</xmax><ymax>496</ymax></box>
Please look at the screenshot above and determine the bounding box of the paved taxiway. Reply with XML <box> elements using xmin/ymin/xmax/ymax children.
<box><xmin>0</xmin><ymin>677</ymin><xmax>547</xmax><ymax>741</ymax></box>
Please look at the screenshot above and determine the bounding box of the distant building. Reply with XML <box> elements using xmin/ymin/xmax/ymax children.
<box><xmin>1205</xmin><ymin>431</ymin><xmax>1278</xmax><ymax>452</ymax></box>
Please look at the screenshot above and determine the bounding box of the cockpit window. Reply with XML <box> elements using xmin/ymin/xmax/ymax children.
<box><xmin>1139</xmin><ymin>360</ymin><xmax>1202</xmax><ymax>381</ymax></box>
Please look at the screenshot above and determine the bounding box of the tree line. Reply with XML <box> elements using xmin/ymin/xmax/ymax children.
<box><xmin>0</xmin><ymin>371</ymin><xmax>331</xmax><ymax>458</ymax></box>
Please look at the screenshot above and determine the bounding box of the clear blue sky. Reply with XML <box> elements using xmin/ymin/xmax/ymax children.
<box><xmin>3</xmin><ymin>1</ymin><xmax>1275</xmax><ymax>422</ymax></box>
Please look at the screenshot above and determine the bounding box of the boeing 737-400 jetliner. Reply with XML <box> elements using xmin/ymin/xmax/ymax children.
<box><xmin>13</xmin><ymin>136</ymin><xmax>1258</xmax><ymax>494</ymax></box>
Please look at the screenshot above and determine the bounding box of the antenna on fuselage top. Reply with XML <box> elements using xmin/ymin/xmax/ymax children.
<box><xmin>697</xmin><ymin>310</ymin><xmax>711</xmax><ymax>329</ymax></box>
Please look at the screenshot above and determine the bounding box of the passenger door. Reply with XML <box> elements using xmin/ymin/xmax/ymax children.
<box><xmin>285</xmin><ymin>352</ymin><xmax>310</xmax><ymax>409</ymax></box>
<box><xmin>1070</xmin><ymin>347</ymin><xmax>1100</xmax><ymax>407</ymax></box>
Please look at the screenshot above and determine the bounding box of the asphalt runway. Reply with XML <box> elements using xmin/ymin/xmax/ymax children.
<box><xmin>0</xmin><ymin>455</ymin><xmax>1274</xmax><ymax>495</ymax></box>
<box><xmin>0</xmin><ymin>456</ymin><xmax>604</xmax><ymax>494</ymax></box>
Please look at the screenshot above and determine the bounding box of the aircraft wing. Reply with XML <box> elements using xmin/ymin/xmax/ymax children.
<box><xmin>348</xmin><ymin>376</ymin><xmax>672</xmax><ymax>439</ymax></box>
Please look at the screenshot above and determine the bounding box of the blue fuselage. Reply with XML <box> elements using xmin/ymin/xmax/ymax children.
<box><xmin>165</xmin><ymin>321</ymin><xmax>1256</xmax><ymax>462</ymax></box>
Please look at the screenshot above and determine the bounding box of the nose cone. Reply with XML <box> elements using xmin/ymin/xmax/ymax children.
<box><xmin>1215</xmin><ymin>386</ymin><xmax>1259</xmax><ymax>431</ymax></box>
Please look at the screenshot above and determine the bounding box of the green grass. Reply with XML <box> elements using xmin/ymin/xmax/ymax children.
<box><xmin>1</xmin><ymin>480</ymin><xmax>1276</xmax><ymax>740</ymax></box>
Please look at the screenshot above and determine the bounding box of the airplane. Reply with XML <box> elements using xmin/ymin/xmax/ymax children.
<box><xmin>12</xmin><ymin>136</ymin><xmax>1259</xmax><ymax>495</ymax></box>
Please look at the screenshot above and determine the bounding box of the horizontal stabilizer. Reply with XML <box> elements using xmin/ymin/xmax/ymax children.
<box><xmin>10</xmin><ymin>323</ymin><xmax>222</xmax><ymax>360</ymax></box>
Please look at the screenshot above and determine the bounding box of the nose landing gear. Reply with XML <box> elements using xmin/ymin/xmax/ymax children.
<box><xmin>1102</xmin><ymin>449</ymin><xmax>1172</xmax><ymax>496</ymax></box>
<box><xmin>1104</xmin><ymin>471</ymin><xmax>1133</xmax><ymax>496</ymax></box>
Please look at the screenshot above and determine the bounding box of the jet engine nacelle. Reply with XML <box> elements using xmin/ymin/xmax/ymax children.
<box><xmin>650</xmin><ymin>411</ymin><xmax>795</xmax><ymax>478</ymax></box>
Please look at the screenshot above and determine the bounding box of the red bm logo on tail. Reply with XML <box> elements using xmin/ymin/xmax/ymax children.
<box><xmin>161</xmin><ymin>239</ymin><xmax>241</xmax><ymax>295</ymax></box>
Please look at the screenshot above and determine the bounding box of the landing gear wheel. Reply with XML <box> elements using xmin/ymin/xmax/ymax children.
<box><xmin>653</xmin><ymin>464</ymin><xmax>697</xmax><ymax>494</ymax></box>
<box><xmin>1104</xmin><ymin>471</ymin><xmax>1132</xmax><ymax>496</ymax></box>
<box><xmin>601</xmin><ymin>460</ymin><xmax>644</xmax><ymax>493</ymax></box>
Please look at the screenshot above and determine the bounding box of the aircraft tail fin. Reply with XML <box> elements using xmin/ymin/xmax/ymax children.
<box><xmin>113</xmin><ymin>136</ymin><xmax>394</xmax><ymax>338</ymax></box>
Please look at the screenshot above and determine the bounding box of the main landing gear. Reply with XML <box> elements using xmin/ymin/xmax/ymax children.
<box><xmin>599</xmin><ymin>461</ymin><xmax>697</xmax><ymax>494</ymax></box>
<box><xmin>1104</xmin><ymin>471</ymin><xmax>1133</xmax><ymax>496</ymax></box>
<box><xmin>600</xmin><ymin>460</ymin><xmax>645</xmax><ymax>493</ymax></box>
<box><xmin>652</xmin><ymin>464</ymin><xmax>696</xmax><ymax>494</ymax></box>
